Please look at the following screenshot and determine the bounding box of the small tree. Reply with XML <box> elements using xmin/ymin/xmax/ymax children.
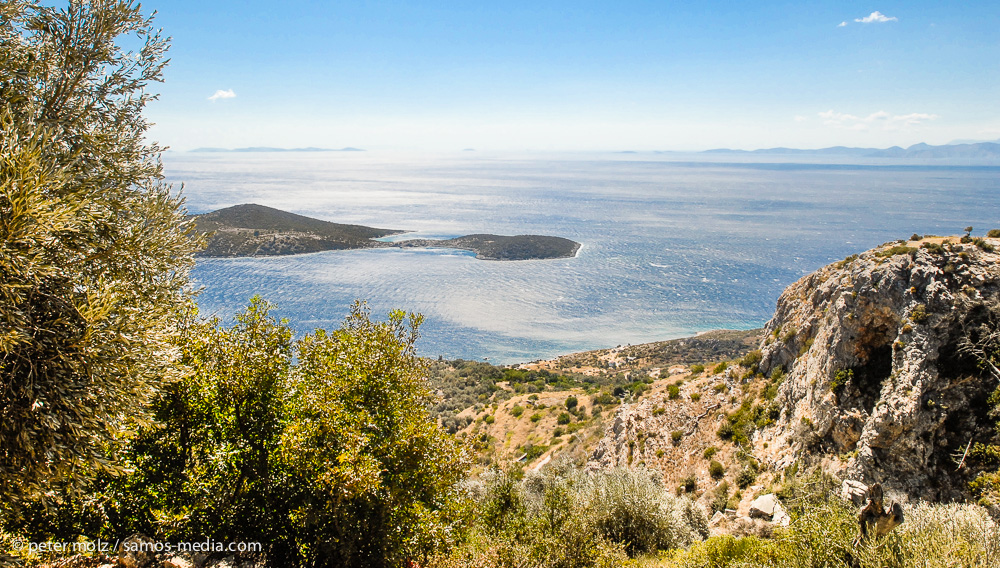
<box><xmin>1</xmin><ymin>0</ymin><xmax>199</xmax><ymax>506</ymax></box>
<box><xmin>281</xmin><ymin>302</ymin><xmax>468</xmax><ymax>567</ymax></box>
<box><xmin>105</xmin><ymin>298</ymin><xmax>294</xmax><ymax>547</ymax></box>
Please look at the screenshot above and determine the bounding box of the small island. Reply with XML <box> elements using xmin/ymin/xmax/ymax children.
<box><xmin>191</xmin><ymin>204</ymin><xmax>581</xmax><ymax>261</ymax></box>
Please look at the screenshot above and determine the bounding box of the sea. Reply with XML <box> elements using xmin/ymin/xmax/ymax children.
<box><xmin>163</xmin><ymin>151</ymin><xmax>1000</xmax><ymax>364</ymax></box>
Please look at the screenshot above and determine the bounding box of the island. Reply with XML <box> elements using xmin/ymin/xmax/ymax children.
<box><xmin>190</xmin><ymin>204</ymin><xmax>581</xmax><ymax>261</ymax></box>
<box><xmin>392</xmin><ymin>234</ymin><xmax>581</xmax><ymax>261</ymax></box>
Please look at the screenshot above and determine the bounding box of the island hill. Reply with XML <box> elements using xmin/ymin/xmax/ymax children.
<box><xmin>191</xmin><ymin>204</ymin><xmax>581</xmax><ymax>261</ymax></box>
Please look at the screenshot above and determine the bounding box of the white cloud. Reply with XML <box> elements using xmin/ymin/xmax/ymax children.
<box><xmin>855</xmin><ymin>11</ymin><xmax>897</xmax><ymax>23</ymax></box>
<box><xmin>208</xmin><ymin>89</ymin><xmax>236</xmax><ymax>102</ymax></box>
<box><xmin>819</xmin><ymin>109</ymin><xmax>938</xmax><ymax>131</ymax></box>
<box><xmin>838</xmin><ymin>21</ymin><xmax>847</xmax><ymax>27</ymax></box>
<box><xmin>794</xmin><ymin>115</ymin><xmax>807</xmax><ymax>122</ymax></box>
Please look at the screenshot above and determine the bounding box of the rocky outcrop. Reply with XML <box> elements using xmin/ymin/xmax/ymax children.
<box><xmin>758</xmin><ymin>237</ymin><xmax>1000</xmax><ymax>501</ymax></box>
<box><xmin>587</xmin><ymin>236</ymin><xmax>1000</xmax><ymax>507</ymax></box>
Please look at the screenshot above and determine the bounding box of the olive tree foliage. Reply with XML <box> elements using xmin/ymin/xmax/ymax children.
<box><xmin>0</xmin><ymin>0</ymin><xmax>199</xmax><ymax>505</ymax></box>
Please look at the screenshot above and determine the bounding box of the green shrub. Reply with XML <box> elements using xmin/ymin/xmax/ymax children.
<box><xmin>712</xmin><ymin>361</ymin><xmax>729</xmax><ymax>375</ymax></box>
<box><xmin>921</xmin><ymin>242</ymin><xmax>945</xmax><ymax>254</ymax></box>
<box><xmin>690</xmin><ymin>393</ymin><xmax>701</xmax><ymax>402</ymax></box>
<box><xmin>716</xmin><ymin>422</ymin><xmax>735</xmax><ymax>440</ymax></box>
<box><xmin>737</xmin><ymin>350</ymin><xmax>762</xmax><ymax>373</ymax></box>
<box><xmin>680</xmin><ymin>475</ymin><xmax>697</xmax><ymax>494</ymax></box>
<box><xmin>878</xmin><ymin>245</ymin><xmax>917</xmax><ymax>258</ymax></box>
<box><xmin>483</xmin><ymin>414</ymin><xmax>495</xmax><ymax>424</ymax></box>
<box><xmin>557</xmin><ymin>412</ymin><xmax>571</xmax><ymax>425</ymax></box>
<box><xmin>565</xmin><ymin>396</ymin><xmax>578</xmax><ymax>410</ymax></box>
<box><xmin>667</xmin><ymin>384</ymin><xmax>681</xmax><ymax>399</ymax></box>
<box><xmin>594</xmin><ymin>392</ymin><xmax>617</xmax><ymax>405</ymax></box>
<box><xmin>830</xmin><ymin>369</ymin><xmax>853</xmax><ymax>395</ymax></box>
<box><xmin>703</xmin><ymin>446</ymin><xmax>718</xmax><ymax>460</ymax></box>
<box><xmin>735</xmin><ymin>467</ymin><xmax>757</xmax><ymax>489</ymax></box>
<box><xmin>510</xmin><ymin>405</ymin><xmax>525</xmax><ymax>417</ymax></box>
<box><xmin>973</xmin><ymin>237</ymin><xmax>995</xmax><ymax>252</ymax></box>
<box><xmin>988</xmin><ymin>229</ymin><xmax>1000</xmax><ymax>238</ymax></box>
<box><xmin>671</xmin><ymin>431</ymin><xmax>684</xmax><ymax>445</ymax></box>
<box><xmin>690</xmin><ymin>364</ymin><xmax>705</xmax><ymax>374</ymax></box>
<box><xmin>530</xmin><ymin>412</ymin><xmax>543</xmax><ymax>423</ymax></box>
<box><xmin>709</xmin><ymin>460</ymin><xmax>725</xmax><ymax>479</ymax></box>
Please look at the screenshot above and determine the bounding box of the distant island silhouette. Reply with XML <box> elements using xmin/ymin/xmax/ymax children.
<box><xmin>190</xmin><ymin>147</ymin><xmax>365</xmax><ymax>153</ymax></box>
<box><xmin>191</xmin><ymin>204</ymin><xmax>581</xmax><ymax>261</ymax></box>
<box><xmin>702</xmin><ymin>141</ymin><xmax>1000</xmax><ymax>159</ymax></box>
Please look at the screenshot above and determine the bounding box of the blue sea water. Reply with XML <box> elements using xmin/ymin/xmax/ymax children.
<box><xmin>164</xmin><ymin>151</ymin><xmax>1000</xmax><ymax>363</ymax></box>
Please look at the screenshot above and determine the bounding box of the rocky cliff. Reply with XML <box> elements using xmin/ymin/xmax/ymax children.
<box><xmin>588</xmin><ymin>236</ymin><xmax>1000</xmax><ymax>505</ymax></box>
<box><xmin>758</xmin><ymin>236</ymin><xmax>1000</xmax><ymax>501</ymax></box>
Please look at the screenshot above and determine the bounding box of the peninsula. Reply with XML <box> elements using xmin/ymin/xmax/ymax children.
<box><xmin>191</xmin><ymin>204</ymin><xmax>581</xmax><ymax>261</ymax></box>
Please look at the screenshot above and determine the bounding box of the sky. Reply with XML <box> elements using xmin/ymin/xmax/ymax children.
<box><xmin>139</xmin><ymin>1</ymin><xmax>1000</xmax><ymax>152</ymax></box>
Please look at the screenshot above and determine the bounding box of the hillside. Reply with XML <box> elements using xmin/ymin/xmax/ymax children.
<box><xmin>585</xmin><ymin>233</ymin><xmax>1000</xmax><ymax>518</ymax></box>
<box><xmin>191</xmin><ymin>203</ymin><xmax>400</xmax><ymax>256</ymax></box>
<box><xmin>426</xmin><ymin>329</ymin><xmax>762</xmax><ymax>473</ymax></box>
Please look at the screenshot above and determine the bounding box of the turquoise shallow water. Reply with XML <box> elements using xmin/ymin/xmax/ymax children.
<box><xmin>165</xmin><ymin>151</ymin><xmax>1000</xmax><ymax>363</ymax></box>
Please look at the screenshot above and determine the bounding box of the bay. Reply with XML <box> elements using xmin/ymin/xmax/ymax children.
<box><xmin>164</xmin><ymin>151</ymin><xmax>1000</xmax><ymax>363</ymax></box>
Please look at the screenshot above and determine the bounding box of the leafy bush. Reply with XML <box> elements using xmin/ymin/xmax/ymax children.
<box><xmin>735</xmin><ymin>467</ymin><xmax>757</xmax><ymax>489</ymax></box>
<box><xmin>671</xmin><ymin>431</ymin><xmax>684</xmax><ymax>445</ymax></box>
<box><xmin>973</xmin><ymin>237</ymin><xmax>995</xmax><ymax>252</ymax></box>
<box><xmin>878</xmin><ymin>245</ymin><xmax>917</xmax><ymax>258</ymax></box>
<box><xmin>737</xmin><ymin>350</ymin><xmax>762</xmax><ymax>373</ymax></box>
<box><xmin>712</xmin><ymin>361</ymin><xmax>730</xmax><ymax>374</ymax></box>
<box><xmin>690</xmin><ymin>364</ymin><xmax>706</xmax><ymax>374</ymax></box>
<box><xmin>565</xmin><ymin>396</ymin><xmax>579</xmax><ymax>410</ymax></box>
<box><xmin>530</xmin><ymin>412</ymin><xmax>543</xmax><ymax>423</ymax></box>
<box><xmin>557</xmin><ymin>412</ymin><xmax>572</xmax><ymax>425</ymax></box>
<box><xmin>668</xmin><ymin>384</ymin><xmax>681</xmax><ymax>399</ymax></box>
<box><xmin>709</xmin><ymin>460</ymin><xmax>726</xmax><ymax>479</ymax></box>
<box><xmin>691</xmin><ymin>393</ymin><xmax>702</xmax><ymax>402</ymax></box>
<box><xmin>830</xmin><ymin>369</ymin><xmax>853</xmax><ymax>395</ymax></box>
<box><xmin>510</xmin><ymin>405</ymin><xmax>525</xmax><ymax>417</ymax></box>
<box><xmin>443</xmin><ymin>465</ymin><xmax>708</xmax><ymax>565</ymax></box>
<box><xmin>593</xmin><ymin>392</ymin><xmax>617</xmax><ymax>405</ymax></box>
<box><xmin>703</xmin><ymin>447</ymin><xmax>718</xmax><ymax>459</ymax></box>
<box><xmin>989</xmin><ymin>229</ymin><xmax>1000</xmax><ymax>238</ymax></box>
<box><xmin>680</xmin><ymin>475</ymin><xmax>698</xmax><ymax>494</ymax></box>
<box><xmin>580</xmin><ymin>468</ymin><xmax>706</xmax><ymax>555</ymax></box>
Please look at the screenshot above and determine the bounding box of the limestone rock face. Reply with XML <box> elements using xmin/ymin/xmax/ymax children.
<box><xmin>759</xmin><ymin>239</ymin><xmax>1000</xmax><ymax>500</ymax></box>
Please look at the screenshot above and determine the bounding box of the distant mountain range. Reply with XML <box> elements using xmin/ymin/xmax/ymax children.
<box><xmin>703</xmin><ymin>141</ymin><xmax>1000</xmax><ymax>159</ymax></box>
<box><xmin>190</xmin><ymin>146</ymin><xmax>364</xmax><ymax>153</ymax></box>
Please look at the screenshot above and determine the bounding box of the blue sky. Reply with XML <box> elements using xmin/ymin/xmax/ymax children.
<box><xmin>142</xmin><ymin>1</ymin><xmax>1000</xmax><ymax>151</ymax></box>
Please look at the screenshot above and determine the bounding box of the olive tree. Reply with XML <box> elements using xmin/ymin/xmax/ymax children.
<box><xmin>0</xmin><ymin>0</ymin><xmax>199</xmax><ymax>505</ymax></box>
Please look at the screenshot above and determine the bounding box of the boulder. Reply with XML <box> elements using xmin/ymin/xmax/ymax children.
<box><xmin>749</xmin><ymin>494</ymin><xmax>782</xmax><ymax>519</ymax></box>
<box><xmin>162</xmin><ymin>555</ymin><xmax>194</xmax><ymax>568</ymax></box>
<box><xmin>117</xmin><ymin>535</ymin><xmax>157</xmax><ymax>568</ymax></box>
